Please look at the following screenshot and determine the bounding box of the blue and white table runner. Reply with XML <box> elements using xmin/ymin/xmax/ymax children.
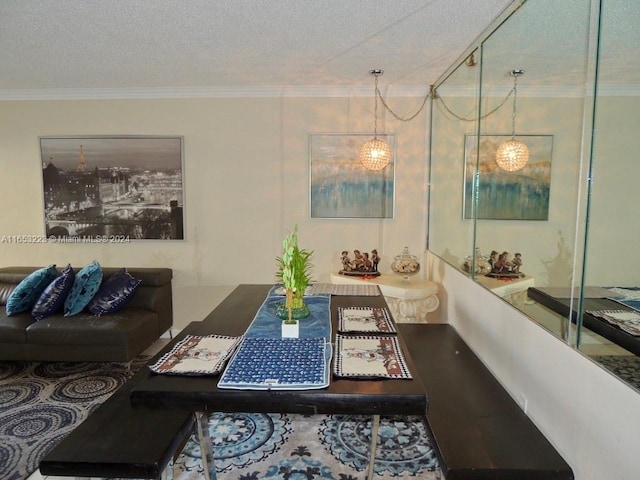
<box><xmin>218</xmin><ymin>287</ymin><xmax>332</xmax><ymax>390</ymax></box>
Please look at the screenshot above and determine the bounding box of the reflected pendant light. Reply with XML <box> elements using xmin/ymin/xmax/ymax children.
<box><xmin>496</xmin><ymin>69</ymin><xmax>529</xmax><ymax>172</ymax></box>
<box><xmin>359</xmin><ymin>70</ymin><xmax>391</xmax><ymax>171</ymax></box>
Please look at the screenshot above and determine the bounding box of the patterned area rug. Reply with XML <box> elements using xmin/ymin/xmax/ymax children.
<box><xmin>0</xmin><ymin>360</ymin><xmax>440</xmax><ymax>480</ymax></box>
<box><xmin>173</xmin><ymin>412</ymin><xmax>440</xmax><ymax>479</ymax></box>
<box><xmin>0</xmin><ymin>359</ymin><xmax>144</xmax><ymax>480</ymax></box>
<box><xmin>592</xmin><ymin>355</ymin><xmax>640</xmax><ymax>391</ymax></box>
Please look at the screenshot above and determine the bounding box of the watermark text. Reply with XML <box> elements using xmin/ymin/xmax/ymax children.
<box><xmin>1</xmin><ymin>235</ymin><xmax>131</xmax><ymax>244</ymax></box>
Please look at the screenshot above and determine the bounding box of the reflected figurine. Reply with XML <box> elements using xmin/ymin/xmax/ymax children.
<box><xmin>371</xmin><ymin>249</ymin><xmax>380</xmax><ymax>272</ymax></box>
<box><xmin>511</xmin><ymin>252</ymin><xmax>522</xmax><ymax>274</ymax></box>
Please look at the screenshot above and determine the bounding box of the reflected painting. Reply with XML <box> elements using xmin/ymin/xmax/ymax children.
<box><xmin>463</xmin><ymin>135</ymin><xmax>553</xmax><ymax>220</ymax></box>
<box><xmin>40</xmin><ymin>136</ymin><xmax>185</xmax><ymax>240</ymax></box>
<box><xmin>310</xmin><ymin>133</ymin><xmax>394</xmax><ymax>218</ymax></box>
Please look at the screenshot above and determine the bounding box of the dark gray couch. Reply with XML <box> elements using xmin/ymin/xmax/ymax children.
<box><xmin>0</xmin><ymin>266</ymin><xmax>173</xmax><ymax>362</ymax></box>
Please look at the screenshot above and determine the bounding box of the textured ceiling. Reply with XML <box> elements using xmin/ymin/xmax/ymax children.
<box><xmin>0</xmin><ymin>0</ymin><xmax>515</xmax><ymax>98</ymax></box>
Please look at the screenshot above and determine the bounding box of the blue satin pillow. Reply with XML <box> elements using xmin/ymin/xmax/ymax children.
<box><xmin>31</xmin><ymin>264</ymin><xmax>75</xmax><ymax>320</ymax></box>
<box><xmin>87</xmin><ymin>268</ymin><xmax>142</xmax><ymax>316</ymax></box>
<box><xmin>64</xmin><ymin>261</ymin><xmax>103</xmax><ymax>317</ymax></box>
<box><xmin>5</xmin><ymin>265</ymin><xmax>58</xmax><ymax>316</ymax></box>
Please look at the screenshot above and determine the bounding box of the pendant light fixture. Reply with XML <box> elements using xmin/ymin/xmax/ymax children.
<box><xmin>359</xmin><ymin>69</ymin><xmax>391</xmax><ymax>171</ymax></box>
<box><xmin>495</xmin><ymin>69</ymin><xmax>529</xmax><ymax>172</ymax></box>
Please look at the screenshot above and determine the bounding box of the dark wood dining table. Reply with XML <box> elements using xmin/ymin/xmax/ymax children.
<box><xmin>130</xmin><ymin>284</ymin><xmax>428</xmax><ymax>480</ymax></box>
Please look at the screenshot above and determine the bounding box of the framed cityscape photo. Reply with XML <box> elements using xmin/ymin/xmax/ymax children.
<box><xmin>310</xmin><ymin>133</ymin><xmax>395</xmax><ymax>219</ymax></box>
<box><xmin>40</xmin><ymin>136</ymin><xmax>185</xmax><ymax>240</ymax></box>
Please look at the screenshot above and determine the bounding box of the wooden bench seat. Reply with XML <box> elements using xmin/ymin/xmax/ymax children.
<box><xmin>39</xmin><ymin>360</ymin><xmax>195</xmax><ymax>479</ymax></box>
<box><xmin>398</xmin><ymin>323</ymin><xmax>573</xmax><ymax>480</ymax></box>
<box><xmin>40</xmin><ymin>322</ymin><xmax>212</xmax><ymax>478</ymax></box>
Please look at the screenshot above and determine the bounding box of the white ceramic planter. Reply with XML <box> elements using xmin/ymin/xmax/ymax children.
<box><xmin>281</xmin><ymin>320</ymin><xmax>299</xmax><ymax>338</ymax></box>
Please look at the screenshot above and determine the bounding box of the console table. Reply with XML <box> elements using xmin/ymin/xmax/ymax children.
<box><xmin>331</xmin><ymin>273</ymin><xmax>439</xmax><ymax>323</ymax></box>
<box><xmin>130</xmin><ymin>284</ymin><xmax>427</xmax><ymax>480</ymax></box>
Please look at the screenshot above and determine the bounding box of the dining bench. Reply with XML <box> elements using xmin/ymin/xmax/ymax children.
<box><xmin>398</xmin><ymin>323</ymin><xmax>574</xmax><ymax>480</ymax></box>
<box><xmin>39</xmin><ymin>333</ymin><xmax>199</xmax><ymax>479</ymax></box>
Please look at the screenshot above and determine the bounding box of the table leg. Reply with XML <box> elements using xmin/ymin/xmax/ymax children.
<box><xmin>366</xmin><ymin>414</ymin><xmax>380</xmax><ymax>480</ymax></box>
<box><xmin>195</xmin><ymin>411</ymin><xmax>217</xmax><ymax>480</ymax></box>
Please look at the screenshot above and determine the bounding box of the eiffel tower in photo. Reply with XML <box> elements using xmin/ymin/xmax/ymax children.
<box><xmin>77</xmin><ymin>144</ymin><xmax>87</xmax><ymax>171</ymax></box>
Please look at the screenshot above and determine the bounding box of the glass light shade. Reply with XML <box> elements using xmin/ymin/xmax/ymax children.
<box><xmin>495</xmin><ymin>139</ymin><xmax>530</xmax><ymax>172</ymax></box>
<box><xmin>359</xmin><ymin>137</ymin><xmax>391</xmax><ymax>171</ymax></box>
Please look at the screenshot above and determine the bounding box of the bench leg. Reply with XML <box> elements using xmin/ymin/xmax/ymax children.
<box><xmin>195</xmin><ymin>411</ymin><xmax>217</xmax><ymax>480</ymax></box>
<box><xmin>366</xmin><ymin>414</ymin><xmax>380</xmax><ymax>480</ymax></box>
<box><xmin>162</xmin><ymin>458</ymin><xmax>175</xmax><ymax>480</ymax></box>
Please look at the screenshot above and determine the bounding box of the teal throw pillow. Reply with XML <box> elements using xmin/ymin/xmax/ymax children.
<box><xmin>87</xmin><ymin>268</ymin><xmax>142</xmax><ymax>316</ymax></box>
<box><xmin>32</xmin><ymin>264</ymin><xmax>75</xmax><ymax>320</ymax></box>
<box><xmin>64</xmin><ymin>261</ymin><xmax>103</xmax><ymax>317</ymax></box>
<box><xmin>5</xmin><ymin>265</ymin><xmax>58</xmax><ymax>316</ymax></box>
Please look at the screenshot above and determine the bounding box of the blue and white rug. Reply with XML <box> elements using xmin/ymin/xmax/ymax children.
<box><xmin>592</xmin><ymin>355</ymin><xmax>640</xmax><ymax>391</ymax></box>
<box><xmin>174</xmin><ymin>412</ymin><xmax>440</xmax><ymax>479</ymax></box>
<box><xmin>0</xmin><ymin>360</ymin><xmax>138</xmax><ymax>480</ymax></box>
<box><xmin>0</xmin><ymin>360</ymin><xmax>440</xmax><ymax>480</ymax></box>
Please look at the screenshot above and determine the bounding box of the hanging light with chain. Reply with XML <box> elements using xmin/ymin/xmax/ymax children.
<box><xmin>495</xmin><ymin>69</ymin><xmax>529</xmax><ymax>172</ymax></box>
<box><xmin>359</xmin><ymin>70</ymin><xmax>392</xmax><ymax>171</ymax></box>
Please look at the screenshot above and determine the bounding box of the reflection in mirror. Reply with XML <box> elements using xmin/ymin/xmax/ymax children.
<box><xmin>428</xmin><ymin>49</ymin><xmax>480</xmax><ymax>270</ymax></box>
<box><xmin>576</xmin><ymin>0</ymin><xmax>640</xmax><ymax>391</ymax></box>
<box><xmin>428</xmin><ymin>0</ymin><xmax>640</xmax><ymax>391</ymax></box>
<box><xmin>474</xmin><ymin>0</ymin><xmax>594</xmax><ymax>341</ymax></box>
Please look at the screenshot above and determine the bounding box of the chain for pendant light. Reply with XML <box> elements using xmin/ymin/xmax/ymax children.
<box><xmin>372</xmin><ymin>69</ymin><xmax>518</xmax><ymax>124</ymax></box>
<box><xmin>373</xmin><ymin>71</ymin><xmax>380</xmax><ymax>136</ymax></box>
<box><xmin>434</xmin><ymin>86</ymin><xmax>515</xmax><ymax>122</ymax></box>
<box><xmin>374</xmin><ymin>72</ymin><xmax>430</xmax><ymax>122</ymax></box>
<box><xmin>359</xmin><ymin>70</ymin><xmax>392</xmax><ymax>171</ymax></box>
<box><xmin>495</xmin><ymin>69</ymin><xmax>529</xmax><ymax>172</ymax></box>
<box><xmin>509</xmin><ymin>70</ymin><xmax>521</xmax><ymax>138</ymax></box>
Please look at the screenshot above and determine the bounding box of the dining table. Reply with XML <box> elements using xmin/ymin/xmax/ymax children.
<box><xmin>129</xmin><ymin>284</ymin><xmax>428</xmax><ymax>480</ymax></box>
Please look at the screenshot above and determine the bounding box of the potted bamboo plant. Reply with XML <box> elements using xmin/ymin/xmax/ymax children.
<box><xmin>276</xmin><ymin>225</ymin><xmax>313</xmax><ymax>336</ymax></box>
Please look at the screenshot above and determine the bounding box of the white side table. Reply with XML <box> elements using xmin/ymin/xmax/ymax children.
<box><xmin>330</xmin><ymin>273</ymin><xmax>439</xmax><ymax>323</ymax></box>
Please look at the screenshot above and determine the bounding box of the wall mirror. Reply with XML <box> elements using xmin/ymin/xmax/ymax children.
<box><xmin>428</xmin><ymin>0</ymin><xmax>640</xmax><ymax>392</ymax></box>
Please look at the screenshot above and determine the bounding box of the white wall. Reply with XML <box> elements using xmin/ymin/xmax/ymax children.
<box><xmin>0</xmin><ymin>95</ymin><xmax>428</xmax><ymax>323</ymax></box>
<box><xmin>428</xmin><ymin>251</ymin><xmax>640</xmax><ymax>480</ymax></box>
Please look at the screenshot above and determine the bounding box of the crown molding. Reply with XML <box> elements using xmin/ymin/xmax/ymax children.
<box><xmin>1</xmin><ymin>83</ymin><xmax>636</xmax><ymax>101</ymax></box>
<box><xmin>436</xmin><ymin>84</ymin><xmax>640</xmax><ymax>98</ymax></box>
<box><xmin>0</xmin><ymin>84</ymin><xmax>431</xmax><ymax>101</ymax></box>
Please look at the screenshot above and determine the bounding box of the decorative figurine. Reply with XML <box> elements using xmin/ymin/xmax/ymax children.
<box><xmin>338</xmin><ymin>249</ymin><xmax>381</xmax><ymax>277</ymax></box>
<box><xmin>493</xmin><ymin>251</ymin><xmax>509</xmax><ymax>274</ymax></box>
<box><xmin>371</xmin><ymin>249</ymin><xmax>380</xmax><ymax>272</ymax></box>
<box><xmin>341</xmin><ymin>251</ymin><xmax>352</xmax><ymax>271</ymax></box>
<box><xmin>484</xmin><ymin>250</ymin><xmax>524</xmax><ymax>278</ymax></box>
<box><xmin>352</xmin><ymin>250</ymin><xmax>365</xmax><ymax>270</ymax></box>
<box><xmin>489</xmin><ymin>250</ymin><xmax>498</xmax><ymax>269</ymax></box>
<box><xmin>511</xmin><ymin>252</ymin><xmax>523</xmax><ymax>274</ymax></box>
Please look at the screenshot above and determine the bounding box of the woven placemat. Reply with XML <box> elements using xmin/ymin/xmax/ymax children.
<box><xmin>334</xmin><ymin>334</ymin><xmax>412</xmax><ymax>379</ymax></box>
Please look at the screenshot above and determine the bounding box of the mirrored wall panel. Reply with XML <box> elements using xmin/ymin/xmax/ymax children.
<box><xmin>576</xmin><ymin>0</ymin><xmax>640</xmax><ymax>387</ymax></box>
<box><xmin>428</xmin><ymin>49</ymin><xmax>480</xmax><ymax>270</ymax></box>
<box><xmin>428</xmin><ymin>0</ymin><xmax>639</xmax><ymax>391</ymax></box>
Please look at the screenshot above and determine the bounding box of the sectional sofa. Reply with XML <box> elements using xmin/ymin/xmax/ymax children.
<box><xmin>0</xmin><ymin>266</ymin><xmax>173</xmax><ymax>362</ymax></box>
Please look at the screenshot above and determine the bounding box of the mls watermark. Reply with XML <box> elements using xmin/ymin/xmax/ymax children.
<box><xmin>1</xmin><ymin>235</ymin><xmax>131</xmax><ymax>244</ymax></box>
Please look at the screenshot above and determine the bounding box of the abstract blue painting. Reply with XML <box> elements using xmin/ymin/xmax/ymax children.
<box><xmin>463</xmin><ymin>135</ymin><xmax>553</xmax><ymax>220</ymax></box>
<box><xmin>310</xmin><ymin>134</ymin><xmax>395</xmax><ymax>218</ymax></box>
